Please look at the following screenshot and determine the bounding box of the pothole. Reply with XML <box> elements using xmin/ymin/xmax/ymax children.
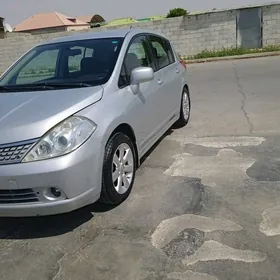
<box><xmin>186</xmin><ymin>179</ymin><xmax>206</xmax><ymax>214</ymax></box>
<box><xmin>247</xmin><ymin>160</ymin><xmax>280</xmax><ymax>181</ymax></box>
<box><xmin>151</xmin><ymin>214</ymin><xmax>242</xmax><ymax>249</ymax></box>
<box><xmin>162</xmin><ymin>228</ymin><xmax>205</xmax><ymax>259</ymax></box>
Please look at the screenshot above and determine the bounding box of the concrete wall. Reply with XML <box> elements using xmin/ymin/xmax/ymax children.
<box><xmin>1</xmin><ymin>3</ymin><xmax>280</xmax><ymax>74</ymax></box>
<box><xmin>27</xmin><ymin>26</ymin><xmax>68</xmax><ymax>35</ymax></box>
<box><xmin>166</xmin><ymin>10</ymin><xmax>237</xmax><ymax>56</ymax></box>
<box><xmin>66</xmin><ymin>25</ymin><xmax>90</xmax><ymax>32</ymax></box>
<box><xmin>18</xmin><ymin>25</ymin><xmax>90</xmax><ymax>35</ymax></box>
<box><xmin>263</xmin><ymin>4</ymin><xmax>280</xmax><ymax>45</ymax></box>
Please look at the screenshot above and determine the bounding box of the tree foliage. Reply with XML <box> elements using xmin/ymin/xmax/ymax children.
<box><xmin>167</xmin><ymin>8</ymin><xmax>188</xmax><ymax>18</ymax></box>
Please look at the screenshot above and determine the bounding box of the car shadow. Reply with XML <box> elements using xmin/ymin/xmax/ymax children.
<box><xmin>0</xmin><ymin>127</ymin><xmax>175</xmax><ymax>240</ymax></box>
<box><xmin>0</xmin><ymin>202</ymin><xmax>116</xmax><ymax>240</ymax></box>
<box><xmin>140</xmin><ymin>127</ymin><xmax>174</xmax><ymax>165</ymax></box>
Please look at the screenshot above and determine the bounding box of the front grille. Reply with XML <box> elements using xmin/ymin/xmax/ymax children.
<box><xmin>0</xmin><ymin>139</ymin><xmax>37</xmax><ymax>165</ymax></box>
<box><xmin>0</xmin><ymin>189</ymin><xmax>39</xmax><ymax>204</ymax></box>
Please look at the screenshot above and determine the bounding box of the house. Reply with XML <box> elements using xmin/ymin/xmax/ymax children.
<box><xmin>76</xmin><ymin>15</ymin><xmax>92</xmax><ymax>23</ymax></box>
<box><xmin>76</xmin><ymin>14</ymin><xmax>105</xmax><ymax>27</ymax></box>
<box><xmin>14</xmin><ymin>12</ymin><xmax>90</xmax><ymax>34</ymax></box>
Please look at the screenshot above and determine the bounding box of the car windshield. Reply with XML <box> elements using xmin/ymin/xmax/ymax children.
<box><xmin>0</xmin><ymin>37</ymin><xmax>123</xmax><ymax>90</ymax></box>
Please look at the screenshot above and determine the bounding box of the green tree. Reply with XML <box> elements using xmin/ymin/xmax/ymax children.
<box><xmin>167</xmin><ymin>8</ymin><xmax>188</xmax><ymax>18</ymax></box>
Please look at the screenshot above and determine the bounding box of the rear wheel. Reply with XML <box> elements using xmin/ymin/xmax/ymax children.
<box><xmin>100</xmin><ymin>132</ymin><xmax>136</xmax><ymax>205</ymax></box>
<box><xmin>175</xmin><ymin>87</ymin><xmax>191</xmax><ymax>127</ymax></box>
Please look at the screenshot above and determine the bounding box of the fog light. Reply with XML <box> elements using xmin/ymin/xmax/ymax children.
<box><xmin>50</xmin><ymin>187</ymin><xmax>61</xmax><ymax>198</ymax></box>
<box><xmin>43</xmin><ymin>187</ymin><xmax>65</xmax><ymax>201</ymax></box>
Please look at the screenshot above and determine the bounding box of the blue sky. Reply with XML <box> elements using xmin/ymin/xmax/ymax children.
<box><xmin>2</xmin><ymin>0</ymin><xmax>275</xmax><ymax>26</ymax></box>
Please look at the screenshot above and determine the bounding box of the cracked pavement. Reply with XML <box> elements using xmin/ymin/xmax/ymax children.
<box><xmin>1</xmin><ymin>56</ymin><xmax>280</xmax><ymax>279</ymax></box>
<box><xmin>233</xmin><ymin>61</ymin><xmax>254</xmax><ymax>134</ymax></box>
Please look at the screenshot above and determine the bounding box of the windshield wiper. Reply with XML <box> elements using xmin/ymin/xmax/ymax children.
<box><xmin>0</xmin><ymin>85</ymin><xmax>18</xmax><ymax>92</ymax></box>
<box><xmin>0</xmin><ymin>84</ymin><xmax>56</xmax><ymax>91</ymax></box>
<box><xmin>0</xmin><ymin>86</ymin><xmax>10</xmax><ymax>91</ymax></box>
<box><xmin>0</xmin><ymin>82</ymin><xmax>92</xmax><ymax>92</ymax></box>
<box><xmin>35</xmin><ymin>82</ymin><xmax>92</xmax><ymax>88</ymax></box>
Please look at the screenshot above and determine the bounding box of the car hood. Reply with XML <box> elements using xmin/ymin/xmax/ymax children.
<box><xmin>0</xmin><ymin>86</ymin><xmax>103</xmax><ymax>144</ymax></box>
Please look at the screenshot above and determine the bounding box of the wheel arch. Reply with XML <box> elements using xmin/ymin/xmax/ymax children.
<box><xmin>184</xmin><ymin>84</ymin><xmax>190</xmax><ymax>94</ymax></box>
<box><xmin>109</xmin><ymin>123</ymin><xmax>139</xmax><ymax>167</ymax></box>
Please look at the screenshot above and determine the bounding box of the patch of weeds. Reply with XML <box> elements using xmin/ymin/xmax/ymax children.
<box><xmin>185</xmin><ymin>45</ymin><xmax>280</xmax><ymax>60</ymax></box>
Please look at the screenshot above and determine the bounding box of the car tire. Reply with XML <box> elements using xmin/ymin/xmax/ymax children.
<box><xmin>175</xmin><ymin>87</ymin><xmax>191</xmax><ymax>127</ymax></box>
<box><xmin>100</xmin><ymin>132</ymin><xmax>136</xmax><ymax>205</ymax></box>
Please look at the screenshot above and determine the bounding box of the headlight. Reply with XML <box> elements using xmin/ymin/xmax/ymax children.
<box><xmin>22</xmin><ymin>116</ymin><xmax>97</xmax><ymax>162</ymax></box>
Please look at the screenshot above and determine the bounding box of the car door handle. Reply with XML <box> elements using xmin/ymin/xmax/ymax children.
<box><xmin>157</xmin><ymin>79</ymin><xmax>164</xmax><ymax>85</ymax></box>
<box><xmin>176</xmin><ymin>69</ymin><xmax>180</xmax><ymax>74</ymax></box>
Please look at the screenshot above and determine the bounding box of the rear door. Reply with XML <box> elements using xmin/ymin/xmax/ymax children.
<box><xmin>148</xmin><ymin>35</ymin><xmax>182</xmax><ymax>123</ymax></box>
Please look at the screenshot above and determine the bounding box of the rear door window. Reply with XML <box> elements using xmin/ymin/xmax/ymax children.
<box><xmin>149</xmin><ymin>35</ymin><xmax>175</xmax><ymax>70</ymax></box>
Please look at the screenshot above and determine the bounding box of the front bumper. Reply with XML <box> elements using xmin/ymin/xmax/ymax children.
<box><xmin>0</xmin><ymin>136</ymin><xmax>103</xmax><ymax>217</ymax></box>
<box><xmin>0</xmin><ymin>189</ymin><xmax>99</xmax><ymax>217</ymax></box>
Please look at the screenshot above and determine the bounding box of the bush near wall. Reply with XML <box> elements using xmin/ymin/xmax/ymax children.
<box><xmin>167</xmin><ymin>8</ymin><xmax>188</xmax><ymax>18</ymax></box>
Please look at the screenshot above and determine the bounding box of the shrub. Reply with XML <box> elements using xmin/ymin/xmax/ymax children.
<box><xmin>167</xmin><ymin>8</ymin><xmax>187</xmax><ymax>18</ymax></box>
<box><xmin>187</xmin><ymin>45</ymin><xmax>280</xmax><ymax>60</ymax></box>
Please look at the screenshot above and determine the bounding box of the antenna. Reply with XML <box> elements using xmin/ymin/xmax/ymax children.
<box><xmin>4</xmin><ymin>23</ymin><xmax>13</xmax><ymax>32</ymax></box>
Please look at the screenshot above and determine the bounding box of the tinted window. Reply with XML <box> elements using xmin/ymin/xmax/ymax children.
<box><xmin>119</xmin><ymin>35</ymin><xmax>154</xmax><ymax>87</ymax></box>
<box><xmin>166</xmin><ymin>41</ymin><xmax>175</xmax><ymax>63</ymax></box>
<box><xmin>68</xmin><ymin>46</ymin><xmax>94</xmax><ymax>73</ymax></box>
<box><xmin>119</xmin><ymin>65</ymin><xmax>129</xmax><ymax>88</ymax></box>
<box><xmin>17</xmin><ymin>49</ymin><xmax>59</xmax><ymax>84</ymax></box>
<box><xmin>0</xmin><ymin>38</ymin><xmax>123</xmax><ymax>89</ymax></box>
<box><xmin>149</xmin><ymin>36</ymin><xmax>175</xmax><ymax>69</ymax></box>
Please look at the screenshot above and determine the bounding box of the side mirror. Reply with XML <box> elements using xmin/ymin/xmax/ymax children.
<box><xmin>130</xmin><ymin>67</ymin><xmax>154</xmax><ymax>85</ymax></box>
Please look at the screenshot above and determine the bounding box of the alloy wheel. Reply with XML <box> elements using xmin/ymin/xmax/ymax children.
<box><xmin>112</xmin><ymin>143</ymin><xmax>134</xmax><ymax>194</ymax></box>
<box><xmin>182</xmin><ymin>91</ymin><xmax>190</xmax><ymax>121</ymax></box>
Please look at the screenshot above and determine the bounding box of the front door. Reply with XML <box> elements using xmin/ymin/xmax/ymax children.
<box><xmin>117</xmin><ymin>35</ymin><xmax>164</xmax><ymax>153</ymax></box>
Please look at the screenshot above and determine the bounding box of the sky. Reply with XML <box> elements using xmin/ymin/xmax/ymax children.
<box><xmin>1</xmin><ymin>0</ymin><xmax>276</xmax><ymax>27</ymax></box>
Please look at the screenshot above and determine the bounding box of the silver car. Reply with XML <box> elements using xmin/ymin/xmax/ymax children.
<box><xmin>0</xmin><ymin>29</ymin><xmax>190</xmax><ymax>216</ymax></box>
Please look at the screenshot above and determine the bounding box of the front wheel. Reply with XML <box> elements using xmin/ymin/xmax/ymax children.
<box><xmin>100</xmin><ymin>132</ymin><xmax>136</xmax><ymax>205</ymax></box>
<box><xmin>175</xmin><ymin>87</ymin><xmax>191</xmax><ymax>128</ymax></box>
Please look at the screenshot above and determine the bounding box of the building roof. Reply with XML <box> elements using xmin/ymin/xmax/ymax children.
<box><xmin>137</xmin><ymin>16</ymin><xmax>165</xmax><ymax>22</ymax></box>
<box><xmin>14</xmin><ymin>12</ymin><xmax>89</xmax><ymax>32</ymax></box>
<box><xmin>76</xmin><ymin>14</ymin><xmax>105</xmax><ymax>24</ymax></box>
<box><xmin>76</xmin><ymin>15</ymin><xmax>92</xmax><ymax>23</ymax></box>
<box><xmin>106</xmin><ymin>17</ymin><xmax>137</xmax><ymax>27</ymax></box>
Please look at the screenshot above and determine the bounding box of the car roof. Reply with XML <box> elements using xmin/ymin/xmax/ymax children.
<box><xmin>41</xmin><ymin>28</ymin><xmax>166</xmax><ymax>45</ymax></box>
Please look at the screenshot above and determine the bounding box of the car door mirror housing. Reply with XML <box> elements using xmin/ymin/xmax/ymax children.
<box><xmin>130</xmin><ymin>67</ymin><xmax>154</xmax><ymax>85</ymax></box>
